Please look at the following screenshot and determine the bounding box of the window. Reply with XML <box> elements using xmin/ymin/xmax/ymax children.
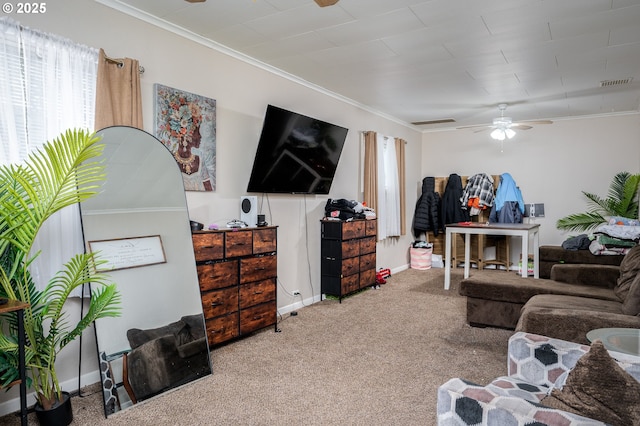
<box><xmin>0</xmin><ymin>18</ymin><xmax>98</xmax><ymax>292</ymax></box>
<box><xmin>362</xmin><ymin>131</ymin><xmax>406</xmax><ymax>240</ymax></box>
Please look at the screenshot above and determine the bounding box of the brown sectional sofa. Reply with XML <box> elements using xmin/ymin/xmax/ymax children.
<box><xmin>539</xmin><ymin>244</ymin><xmax>625</xmax><ymax>278</ymax></box>
<box><xmin>459</xmin><ymin>245</ymin><xmax>640</xmax><ymax>344</ymax></box>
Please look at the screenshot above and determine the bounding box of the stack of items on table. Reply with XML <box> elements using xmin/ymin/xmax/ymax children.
<box><xmin>324</xmin><ymin>198</ymin><xmax>376</xmax><ymax>220</ymax></box>
<box><xmin>562</xmin><ymin>216</ymin><xmax>639</xmax><ymax>256</ymax></box>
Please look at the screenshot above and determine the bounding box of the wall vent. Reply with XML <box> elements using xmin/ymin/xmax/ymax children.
<box><xmin>411</xmin><ymin>118</ymin><xmax>456</xmax><ymax>126</ymax></box>
<box><xmin>599</xmin><ymin>78</ymin><xmax>633</xmax><ymax>87</ymax></box>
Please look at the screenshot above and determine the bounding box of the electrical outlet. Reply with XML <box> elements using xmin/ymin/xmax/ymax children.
<box><xmin>292</xmin><ymin>290</ymin><xmax>300</xmax><ymax>296</ymax></box>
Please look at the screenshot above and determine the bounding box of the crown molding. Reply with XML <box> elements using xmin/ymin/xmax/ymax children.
<box><xmin>95</xmin><ymin>0</ymin><xmax>420</xmax><ymax>132</ymax></box>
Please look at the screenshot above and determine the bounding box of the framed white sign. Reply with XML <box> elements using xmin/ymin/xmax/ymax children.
<box><xmin>88</xmin><ymin>235</ymin><xmax>167</xmax><ymax>272</ymax></box>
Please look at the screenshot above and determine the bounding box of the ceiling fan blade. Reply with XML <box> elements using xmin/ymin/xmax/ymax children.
<box><xmin>473</xmin><ymin>127</ymin><xmax>492</xmax><ymax>133</ymax></box>
<box><xmin>456</xmin><ymin>124</ymin><xmax>491</xmax><ymax>130</ymax></box>
<box><xmin>511</xmin><ymin>124</ymin><xmax>533</xmax><ymax>130</ymax></box>
<box><xmin>314</xmin><ymin>0</ymin><xmax>339</xmax><ymax>6</ymax></box>
<box><xmin>515</xmin><ymin>120</ymin><xmax>553</xmax><ymax>125</ymax></box>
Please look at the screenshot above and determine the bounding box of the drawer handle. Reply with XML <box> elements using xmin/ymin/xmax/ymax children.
<box><xmin>324</xmin><ymin>256</ymin><xmax>336</xmax><ymax>261</ymax></box>
<box><xmin>211</xmin><ymin>301</ymin><xmax>223</xmax><ymax>307</ymax></box>
<box><xmin>253</xmin><ymin>290</ymin><xmax>263</xmax><ymax>295</ymax></box>
<box><xmin>210</xmin><ymin>327</ymin><xmax>225</xmax><ymax>334</ymax></box>
<box><xmin>254</xmin><ymin>267</ymin><xmax>266</xmax><ymax>271</ymax></box>
<box><xmin>253</xmin><ymin>315</ymin><xmax>263</xmax><ymax>320</ymax></box>
<box><xmin>202</xmin><ymin>245</ymin><xmax>216</xmax><ymax>249</ymax></box>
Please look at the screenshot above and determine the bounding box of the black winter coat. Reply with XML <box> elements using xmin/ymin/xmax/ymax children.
<box><xmin>441</xmin><ymin>173</ymin><xmax>470</xmax><ymax>225</ymax></box>
<box><xmin>413</xmin><ymin>177</ymin><xmax>442</xmax><ymax>237</ymax></box>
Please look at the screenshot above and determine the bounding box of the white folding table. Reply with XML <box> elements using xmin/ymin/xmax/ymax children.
<box><xmin>444</xmin><ymin>222</ymin><xmax>540</xmax><ymax>290</ymax></box>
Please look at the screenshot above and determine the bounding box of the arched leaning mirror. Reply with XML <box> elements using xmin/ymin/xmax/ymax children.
<box><xmin>80</xmin><ymin>126</ymin><xmax>212</xmax><ymax>417</ymax></box>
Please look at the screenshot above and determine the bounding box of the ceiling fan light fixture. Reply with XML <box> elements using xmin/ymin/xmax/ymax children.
<box><xmin>505</xmin><ymin>128</ymin><xmax>516</xmax><ymax>139</ymax></box>
<box><xmin>490</xmin><ymin>128</ymin><xmax>505</xmax><ymax>141</ymax></box>
<box><xmin>490</xmin><ymin>127</ymin><xmax>516</xmax><ymax>141</ymax></box>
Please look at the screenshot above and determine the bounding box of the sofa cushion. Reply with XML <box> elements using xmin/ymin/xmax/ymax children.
<box><xmin>550</xmin><ymin>264</ymin><xmax>619</xmax><ymax>289</ymax></box>
<box><xmin>540</xmin><ymin>245</ymin><xmax>625</xmax><ymax>265</ymax></box>
<box><xmin>540</xmin><ymin>340</ymin><xmax>640</xmax><ymax>425</ymax></box>
<box><xmin>437</xmin><ymin>377</ymin><xmax>606</xmax><ymax>425</ymax></box>
<box><xmin>615</xmin><ymin>244</ymin><xmax>640</xmax><ymax>301</ymax></box>
<box><xmin>460</xmin><ymin>274</ymin><xmax>619</xmax><ymax>305</ymax></box>
<box><xmin>127</xmin><ymin>319</ymin><xmax>188</xmax><ymax>349</ymax></box>
<box><xmin>516</xmin><ymin>294</ymin><xmax>640</xmax><ymax>344</ymax></box>
<box><xmin>621</xmin><ymin>272</ymin><xmax>640</xmax><ymax>315</ymax></box>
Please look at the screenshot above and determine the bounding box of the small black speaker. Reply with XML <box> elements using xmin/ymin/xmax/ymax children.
<box><xmin>257</xmin><ymin>214</ymin><xmax>267</xmax><ymax>227</ymax></box>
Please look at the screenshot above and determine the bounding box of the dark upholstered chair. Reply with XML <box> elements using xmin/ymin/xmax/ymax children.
<box><xmin>124</xmin><ymin>314</ymin><xmax>211</xmax><ymax>402</ymax></box>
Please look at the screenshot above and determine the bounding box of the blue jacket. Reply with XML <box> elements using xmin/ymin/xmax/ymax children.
<box><xmin>494</xmin><ymin>173</ymin><xmax>524</xmax><ymax>214</ymax></box>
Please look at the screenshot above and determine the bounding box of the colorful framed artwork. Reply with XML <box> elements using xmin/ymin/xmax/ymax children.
<box><xmin>154</xmin><ymin>84</ymin><xmax>216</xmax><ymax>191</ymax></box>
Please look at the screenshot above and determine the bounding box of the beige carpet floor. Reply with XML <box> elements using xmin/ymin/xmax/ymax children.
<box><xmin>2</xmin><ymin>267</ymin><xmax>516</xmax><ymax>425</ymax></box>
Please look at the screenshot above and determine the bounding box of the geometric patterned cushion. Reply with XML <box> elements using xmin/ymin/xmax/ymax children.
<box><xmin>437</xmin><ymin>333</ymin><xmax>640</xmax><ymax>425</ymax></box>
<box><xmin>437</xmin><ymin>378</ymin><xmax>608</xmax><ymax>425</ymax></box>
<box><xmin>508</xmin><ymin>332</ymin><xmax>640</xmax><ymax>385</ymax></box>
<box><xmin>508</xmin><ymin>332</ymin><xmax>590</xmax><ymax>387</ymax></box>
<box><xmin>485</xmin><ymin>376</ymin><xmax>548</xmax><ymax>403</ymax></box>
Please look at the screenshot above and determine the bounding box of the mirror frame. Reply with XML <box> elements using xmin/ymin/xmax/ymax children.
<box><xmin>80</xmin><ymin>126</ymin><xmax>211</xmax><ymax>417</ymax></box>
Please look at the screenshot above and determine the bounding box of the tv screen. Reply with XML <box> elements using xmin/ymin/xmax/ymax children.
<box><xmin>247</xmin><ymin>105</ymin><xmax>349</xmax><ymax>194</ymax></box>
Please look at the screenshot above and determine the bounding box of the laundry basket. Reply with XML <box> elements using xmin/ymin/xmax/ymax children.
<box><xmin>410</xmin><ymin>243</ymin><xmax>433</xmax><ymax>270</ymax></box>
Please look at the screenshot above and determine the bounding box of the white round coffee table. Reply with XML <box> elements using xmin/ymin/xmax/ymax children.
<box><xmin>586</xmin><ymin>328</ymin><xmax>640</xmax><ymax>356</ymax></box>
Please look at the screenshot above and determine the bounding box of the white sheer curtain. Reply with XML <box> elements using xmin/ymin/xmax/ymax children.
<box><xmin>0</xmin><ymin>17</ymin><xmax>98</xmax><ymax>295</ymax></box>
<box><xmin>376</xmin><ymin>133</ymin><xmax>401</xmax><ymax>240</ymax></box>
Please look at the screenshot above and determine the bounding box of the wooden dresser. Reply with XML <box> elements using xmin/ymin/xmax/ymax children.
<box><xmin>320</xmin><ymin>219</ymin><xmax>377</xmax><ymax>301</ymax></box>
<box><xmin>192</xmin><ymin>226</ymin><xmax>277</xmax><ymax>346</ymax></box>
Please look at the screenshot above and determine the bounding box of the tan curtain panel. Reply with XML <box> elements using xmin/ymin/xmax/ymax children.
<box><xmin>363</xmin><ymin>131</ymin><xmax>378</xmax><ymax>212</ymax></box>
<box><xmin>395</xmin><ymin>137</ymin><xmax>406</xmax><ymax>235</ymax></box>
<box><xmin>95</xmin><ymin>48</ymin><xmax>143</xmax><ymax>130</ymax></box>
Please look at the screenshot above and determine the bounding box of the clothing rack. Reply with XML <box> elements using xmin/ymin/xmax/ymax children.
<box><xmin>104</xmin><ymin>54</ymin><xmax>145</xmax><ymax>74</ymax></box>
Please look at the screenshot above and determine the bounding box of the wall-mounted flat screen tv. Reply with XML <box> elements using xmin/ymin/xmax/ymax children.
<box><xmin>246</xmin><ymin>105</ymin><xmax>349</xmax><ymax>194</ymax></box>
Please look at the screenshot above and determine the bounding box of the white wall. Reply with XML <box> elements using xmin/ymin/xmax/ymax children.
<box><xmin>0</xmin><ymin>0</ymin><xmax>422</xmax><ymax>415</ymax></box>
<box><xmin>423</xmin><ymin>114</ymin><xmax>640</xmax><ymax>251</ymax></box>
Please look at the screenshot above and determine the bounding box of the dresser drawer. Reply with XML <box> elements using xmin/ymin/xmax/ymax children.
<box><xmin>360</xmin><ymin>236</ymin><xmax>376</xmax><ymax>255</ymax></box>
<box><xmin>365</xmin><ymin>220</ymin><xmax>377</xmax><ymax>236</ymax></box>
<box><xmin>360</xmin><ymin>268</ymin><xmax>376</xmax><ymax>288</ymax></box>
<box><xmin>240</xmin><ymin>255</ymin><xmax>277</xmax><ymax>284</ymax></box>
<box><xmin>239</xmin><ymin>278</ymin><xmax>276</xmax><ymax>309</ymax></box>
<box><xmin>197</xmin><ymin>260</ymin><xmax>238</xmax><ymax>291</ymax></box>
<box><xmin>342</xmin><ymin>239</ymin><xmax>360</xmax><ymax>258</ymax></box>
<box><xmin>342</xmin><ymin>257</ymin><xmax>359</xmax><ymax>276</ymax></box>
<box><xmin>342</xmin><ymin>220</ymin><xmax>365</xmax><ymax>239</ymax></box>
<box><xmin>359</xmin><ymin>253</ymin><xmax>376</xmax><ymax>272</ymax></box>
<box><xmin>253</xmin><ymin>228</ymin><xmax>276</xmax><ymax>254</ymax></box>
<box><xmin>341</xmin><ymin>273</ymin><xmax>360</xmax><ymax>295</ymax></box>
<box><xmin>206</xmin><ymin>313</ymin><xmax>239</xmax><ymax>346</ymax></box>
<box><xmin>225</xmin><ymin>230</ymin><xmax>252</xmax><ymax>257</ymax></box>
<box><xmin>201</xmin><ymin>287</ymin><xmax>238</xmax><ymax>319</ymax></box>
<box><xmin>240</xmin><ymin>301</ymin><xmax>276</xmax><ymax>335</ymax></box>
<box><xmin>192</xmin><ymin>232</ymin><xmax>224</xmax><ymax>262</ymax></box>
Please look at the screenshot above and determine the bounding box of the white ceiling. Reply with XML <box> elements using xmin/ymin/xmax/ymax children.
<box><xmin>102</xmin><ymin>0</ymin><xmax>640</xmax><ymax>130</ymax></box>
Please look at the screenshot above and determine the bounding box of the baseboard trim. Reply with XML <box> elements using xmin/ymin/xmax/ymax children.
<box><xmin>0</xmin><ymin>370</ymin><xmax>101</xmax><ymax>417</ymax></box>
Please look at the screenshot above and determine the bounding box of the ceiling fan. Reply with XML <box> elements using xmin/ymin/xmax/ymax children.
<box><xmin>458</xmin><ymin>104</ymin><xmax>552</xmax><ymax>141</ymax></box>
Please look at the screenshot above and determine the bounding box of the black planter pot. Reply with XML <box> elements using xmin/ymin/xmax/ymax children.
<box><xmin>34</xmin><ymin>391</ymin><xmax>73</xmax><ymax>426</ymax></box>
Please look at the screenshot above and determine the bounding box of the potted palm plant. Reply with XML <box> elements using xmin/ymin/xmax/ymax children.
<box><xmin>556</xmin><ymin>171</ymin><xmax>640</xmax><ymax>232</ymax></box>
<box><xmin>0</xmin><ymin>129</ymin><xmax>121</xmax><ymax>425</ymax></box>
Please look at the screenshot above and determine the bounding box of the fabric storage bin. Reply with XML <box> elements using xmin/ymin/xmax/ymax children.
<box><xmin>431</xmin><ymin>254</ymin><xmax>443</xmax><ymax>268</ymax></box>
<box><xmin>410</xmin><ymin>245</ymin><xmax>433</xmax><ymax>270</ymax></box>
